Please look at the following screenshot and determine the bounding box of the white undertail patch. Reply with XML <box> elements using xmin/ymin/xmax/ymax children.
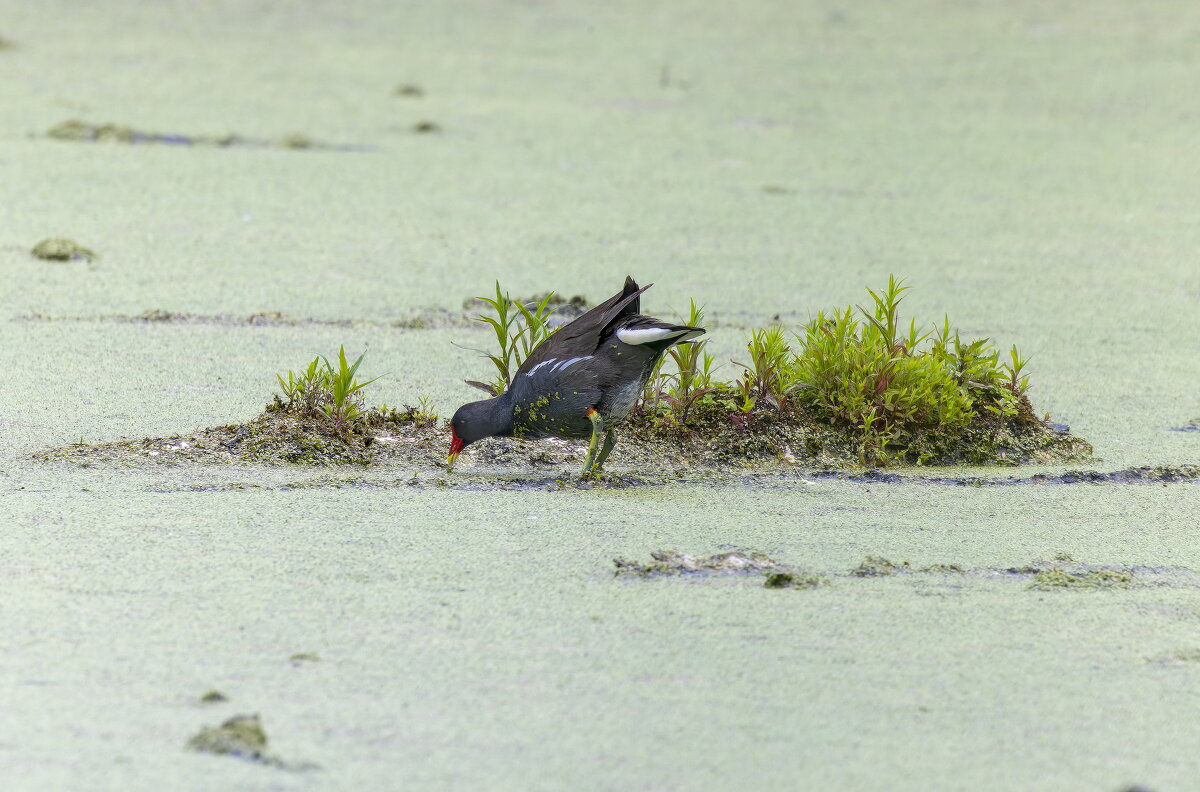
<box><xmin>616</xmin><ymin>326</ymin><xmax>699</xmax><ymax>346</ymax></box>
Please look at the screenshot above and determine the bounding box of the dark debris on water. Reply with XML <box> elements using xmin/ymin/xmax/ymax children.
<box><xmin>614</xmin><ymin>550</ymin><xmax>828</xmax><ymax>589</ymax></box>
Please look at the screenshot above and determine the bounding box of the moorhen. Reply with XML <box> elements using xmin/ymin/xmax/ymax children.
<box><xmin>449</xmin><ymin>276</ymin><xmax>705</xmax><ymax>476</ymax></box>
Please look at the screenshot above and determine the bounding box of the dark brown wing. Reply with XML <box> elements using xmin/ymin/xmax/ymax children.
<box><xmin>517</xmin><ymin>276</ymin><xmax>651</xmax><ymax>373</ymax></box>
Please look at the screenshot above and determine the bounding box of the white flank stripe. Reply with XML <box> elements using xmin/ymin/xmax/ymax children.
<box><xmin>552</xmin><ymin>356</ymin><xmax>589</xmax><ymax>372</ymax></box>
<box><xmin>525</xmin><ymin>359</ymin><xmax>555</xmax><ymax>376</ymax></box>
<box><xmin>616</xmin><ymin>326</ymin><xmax>689</xmax><ymax>345</ymax></box>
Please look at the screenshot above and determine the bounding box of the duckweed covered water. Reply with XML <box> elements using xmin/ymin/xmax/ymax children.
<box><xmin>3</xmin><ymin>1</ymin><xmax>1200</xmax><ymax>790</ymax></box>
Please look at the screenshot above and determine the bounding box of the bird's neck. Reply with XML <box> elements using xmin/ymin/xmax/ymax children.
<box><xmin>485</xmin><ymin>390</ymin><xmax>517</xmax><ymax>437</ymax></box>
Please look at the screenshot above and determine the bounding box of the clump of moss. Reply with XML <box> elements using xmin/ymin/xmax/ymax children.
<box><xmin>31</xmin><ymin>237</ymin><xmax>96</xmax><ymax>262</ymax></box>
<box><xmin>852</xmin><ymin>556</ymin><xmax>910</xmax><ymax>577</ymax></box>
<box><xmin>1029</xmin><ymin>568</ymin><xmax>1134</xmax><ymax>590</ymax></box>
<box><xmin>764</xmin><ymin>571</ymin><xmax>827</xmax><ymax>589</ymax></box>
<box><xmin>187</xmin><ymin>714</ymin><xmax>273</xmax><ymax>761</ymax></box>
<box><xmin>288</xmin><ymin>652</ymin><xmax>321</xmax><ymax>664</ymax></box>
<box><xmin>394</xmin><ymin>83</ymin><xmax>424</xmax><ymax>97</ymax></box>
<box><xmin>187</xmin><ymin>714</ymin><xmax>318</xmax><ymax>771</ymax></box>
<box><xmin>199</xmin><ymin>690</ymin><xmax>229</xmax><ymax>704</ymax></box>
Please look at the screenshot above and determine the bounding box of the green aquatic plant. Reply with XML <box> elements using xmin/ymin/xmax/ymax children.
<box><xmin>638</xmin><ymin>300</ymin><xmax>718</xmax><ymax>427</ymax></box>
<box><xmin>378</xmin><ymin>396</ymin><xmax>439</xmax><ymax>428</ymax></box>
<box><xmin>788</xmin><ymin>276</ymin><xmax>1035</xmax><ymax>463</ymax></box>
<box><xmin>274</xmin><ymin>346</ymin><xmax>380</xmax><ymax>434</ymax></box>
<box><xmin>321</xmin><ymin>346</ymin><xmax>380</xmax><ymax>428</ymax></box>
<box><xmin>465</xmin><ymin>283</ymin><xmax>558</xmax><ymax>396</ymax></box>
<box><xmin>733</xmin><ymin>324</ymin><xmax>798</xmax><ymax>412</ymax></box>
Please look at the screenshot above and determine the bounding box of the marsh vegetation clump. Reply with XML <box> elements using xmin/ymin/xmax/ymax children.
<box><xmin>763</xmin><ymin>571</ymin><xmax>827</xmax><ymax>590</ymax></box>
<box><xmin>271</xmin><ymin>347</ymin><xmax>381</xmax><ymax>436</ymax></box>
<box><xmin>619</xmin><ymin>276</ymin><xmax>1091</xmax><ymax>467</ymax></box>
<box><xmin>1029</xmin><ymin>567</ymin><xmax>1134</xmax><ymax>590</ymax></box>
<box><xmin>43</xmin><ymin>348</ymin><xmax>444</xmax><ymax>468</ymax></box>
<box><xmin>288</xmin><ymin>652</ymin><xmax>322</xmax><ymax>664</ymax></box>
<box><xmin>614</xmin><ymin>550</ymin><xmax>792</xmax><ymax>577</ymax></box>
<box><xmin>31</xmin><ymin>237</ymin><xmax>96</xmax><ymax>262</ymax></box>
<box><xmin>199</xmin><ymin>690</ymin><xmax>229</xmax><ymax>705</ymax></box>
<box><xmin>614</xmin><ymin>549</ymin><xmax>827</xmax><ymax>589</ymax></box>
<box><xmin>186</xmin><ymin>714</ymin><xmax>316</xmax><ymax>770</ymax></box>
<box><xmin>187</xmin><ymin>714</ymin><xmax>274</xmax><ymax>762</ymax></box>
<box><xmin>242</xmin><ymin>347</ymin><xmax>439</xmax><ymax>464</ymax></box>
<box><xmin>851</xmin><ymin>556</ymin><xmax>911</xmax><ymax>577</ymax></box>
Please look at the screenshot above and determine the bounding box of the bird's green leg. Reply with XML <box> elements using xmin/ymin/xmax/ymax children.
<box><xmin>593</xmin><ymin>427</ymin><xmax>617</xmax><ymax>472</ymax></box>
<box><xmin>581</xmin><ymin>407</ymin><xmax>605</xmax><ymax>477</ymax></box>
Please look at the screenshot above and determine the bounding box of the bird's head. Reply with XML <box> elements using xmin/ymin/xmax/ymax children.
<box><xmin>447</xmin><ymin>399</ymin><xmax>502</xmax><ymax>468</ymax></box>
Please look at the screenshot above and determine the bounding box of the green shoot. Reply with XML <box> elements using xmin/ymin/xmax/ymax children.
<box><xmin>274</xmin><ymin>346</ymin><xmax>382</xmax><ymax>435</ymax></box>
<box><xmin>467</xmin><ymin>283</ymin><xmax>559</xmax><ymax>396</ymax></box>
<box><xmin>733</xmin><ymin>324</ymin><xmax>796</xmax><ymax>411</ymax></box>
<box><xmin>636</xmin><ymin>300</ymin><xmax>717</xmax><ymax>427</ymax></box>
<box><xmin>319</xmin><ymin>346</ymin><xmax>381</xmax><ymax>429</ymax></box>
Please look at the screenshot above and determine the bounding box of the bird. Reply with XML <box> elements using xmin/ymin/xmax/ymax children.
<box><xmin>449</xmin><ymin>276</ymin><xmax>705</xmax><ymax>476</ymax></box>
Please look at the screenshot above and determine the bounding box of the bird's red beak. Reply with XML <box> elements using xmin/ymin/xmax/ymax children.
<box><xmin>447</xmin><ymin>428</ymin><xmax>464</xmax><ymax>468</ymax></box>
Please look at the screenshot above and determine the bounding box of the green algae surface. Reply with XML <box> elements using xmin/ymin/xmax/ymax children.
<box><xmin>3</xmin><ymin>2</ymin><xmax>1200</xmax><ymax>791</ymax></box>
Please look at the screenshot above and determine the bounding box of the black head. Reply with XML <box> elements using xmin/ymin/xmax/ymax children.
<box><xmin>448</xmin><ymin>397</ymin><xmax>511</xmax><ymax>466</ymax></box>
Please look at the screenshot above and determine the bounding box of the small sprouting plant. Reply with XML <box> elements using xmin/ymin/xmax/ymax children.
<box><xmin>733</xmin><ymin>324</ymin><xmax>797</xmax><ymax>412</ymax></box>
<box><xmin>274</xmin><ymin>346</ymin><xmax>380</xmax><ymax>434</ymax></box>
<box><xmin>414</xmin><ymin>395</ymin><xmax>439</xmax><ymax>423</ymax></box>
<box><xmin>465</xmin><ymin>283</ymin><xmax>559</xmax><ymax>396</ymax></box>
<box><xmin>1005</xmin><ymin>345</ymin><xmax>1031</xmax><ymax>397</ymax></box>
<box><xmin>667</xmin><ymin>300</ymin><xmax>716</xmax><ymax>398</ymax></box>
<box><xmin>637</xmin><ymin>300</ymin><xmax>717</xmax><ymax>426</ymax></box>
<box><xmin>378</xmin><ymin>395</ymin><xmax>440</xmax><ymax>428</ymax></box>
<box><xmin>276</xmin><ymin>357</ymin><xmax>322</xmax><ymax>407</ymax></box>
<box><xmin>320</xmin><ymin>346</ymin><xmax>380</xmax><ymax>428</ymax></box>
<box><xmin>633</xmin><ymin>300</ymin><xmax>715</xmax><ymax>429</ymax></box>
